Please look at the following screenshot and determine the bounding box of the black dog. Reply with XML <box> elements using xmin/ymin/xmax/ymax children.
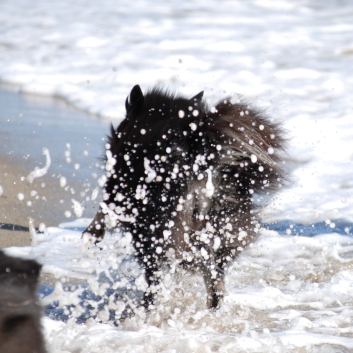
<box><xmin>83</xmin><ymin>85</ymin><xmax>286</xmax><ymax>310</ymax></box>
<box><xmin>0</xmin><ymin>251</ymin><xmax>46</xmax><ymax>353</ymax></box>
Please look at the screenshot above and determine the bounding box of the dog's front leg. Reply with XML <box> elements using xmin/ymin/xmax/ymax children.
<box><xmin>82</xmin><ymin>206</ymin><xmax>106</xmax><ymax>243</ymax></box>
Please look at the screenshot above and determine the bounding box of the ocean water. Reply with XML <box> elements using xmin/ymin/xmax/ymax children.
<box><xmin>1</xmin><ymin>0</ymin><xmax>353</xmax><ymax>351</ymax></box>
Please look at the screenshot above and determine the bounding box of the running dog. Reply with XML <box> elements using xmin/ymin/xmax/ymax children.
<box><xmin>83</xmin><ymin>85</ymin><xmax>286</xmax><ymax>310</ymax></box>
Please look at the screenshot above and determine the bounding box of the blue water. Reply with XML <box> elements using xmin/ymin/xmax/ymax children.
<box><xmin>264</xmin><ymin>219</ymin><xmax>353</xmax><ymax>237</ymax></box>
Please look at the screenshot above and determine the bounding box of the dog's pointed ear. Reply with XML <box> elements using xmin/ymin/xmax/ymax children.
<box><xmin>126</xmin><ymin>85</ymin><xmax>144</xmax><ymax>113</ymax></box>
<box><xmin>125</xmin><ymin>96</ymin><xmax>129</xmax><ymax>112</ymax></box>
<box><xmin>190</xmin><ymin>91</ymin><xmax>204</xmax><ymax>104</ymax></box>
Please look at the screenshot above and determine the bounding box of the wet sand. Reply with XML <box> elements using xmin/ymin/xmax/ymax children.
<box><xmin>0</xmin><ymin>153</ymin><xmax>89</xmax><ymax>247</ymax></box>
<box><xmin>0</xmin><ymin>86</ymin><xmax>110</xmax><ymax>248</ymax></box>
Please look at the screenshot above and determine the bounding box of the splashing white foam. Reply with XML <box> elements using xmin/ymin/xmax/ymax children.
<box><xmin>72</xmin><ymin>199</ymin><xmax>84</xmax><ymax>218</ymax></box>
<box><xmin>205</xmin><ymin>169</ymin><xmax>215</xmax><ymax>198</ymax></box>
<box><xmin>144</xmin><ymin>158</ymin><xmax>157</xmax><ymax>183</ymax></box>
<box><xmin>27</xmin><ymin>148</ymin><xmax>51</xmax><ymax>183</ymax></box>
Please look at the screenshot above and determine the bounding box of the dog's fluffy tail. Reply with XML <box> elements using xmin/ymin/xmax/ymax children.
<box><xmin>205</xmin><ymin>99</ymin><xmax>286</xmax><ymax>200</ymax></box>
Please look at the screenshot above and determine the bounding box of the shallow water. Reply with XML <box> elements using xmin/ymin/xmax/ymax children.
<box><xmin>5</xmin><ymin>220</ymin><xmax>353</xmax><ymax>352</ymax></box>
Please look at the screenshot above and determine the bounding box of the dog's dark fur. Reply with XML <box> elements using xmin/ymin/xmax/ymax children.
<box><xmin>0</xmin><ymin>251</ymin><xmax>46</xmax><ymax>353</ymax></box>
<box><xmin>83</xmin><ymin>85</ymin><xmax>286</xmax><ymax>310</ymax></box>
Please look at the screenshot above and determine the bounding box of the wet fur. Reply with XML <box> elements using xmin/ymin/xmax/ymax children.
<box><xmin>84</xmin><ymin>85</ymin><xmax>286</xmax><ymax>310</ymax></box>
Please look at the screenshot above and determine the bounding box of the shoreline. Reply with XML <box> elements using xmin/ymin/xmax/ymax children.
<box><xmin>0</xmin><ymin>86</ymin><xmax>109</xmax><ymax>248</ymax></box>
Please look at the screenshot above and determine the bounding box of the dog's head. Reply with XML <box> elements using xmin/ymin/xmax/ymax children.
<box><xmin>118</xmin><ymin>85</ymin><xmax>205</xmax><ymax>143</ymax></box>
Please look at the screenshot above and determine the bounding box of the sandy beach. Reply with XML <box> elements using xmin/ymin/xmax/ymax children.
<box><xmin>0</xmin><ymin>153</ymin><xmax>80</xmax><ymax>247</ymax></box>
